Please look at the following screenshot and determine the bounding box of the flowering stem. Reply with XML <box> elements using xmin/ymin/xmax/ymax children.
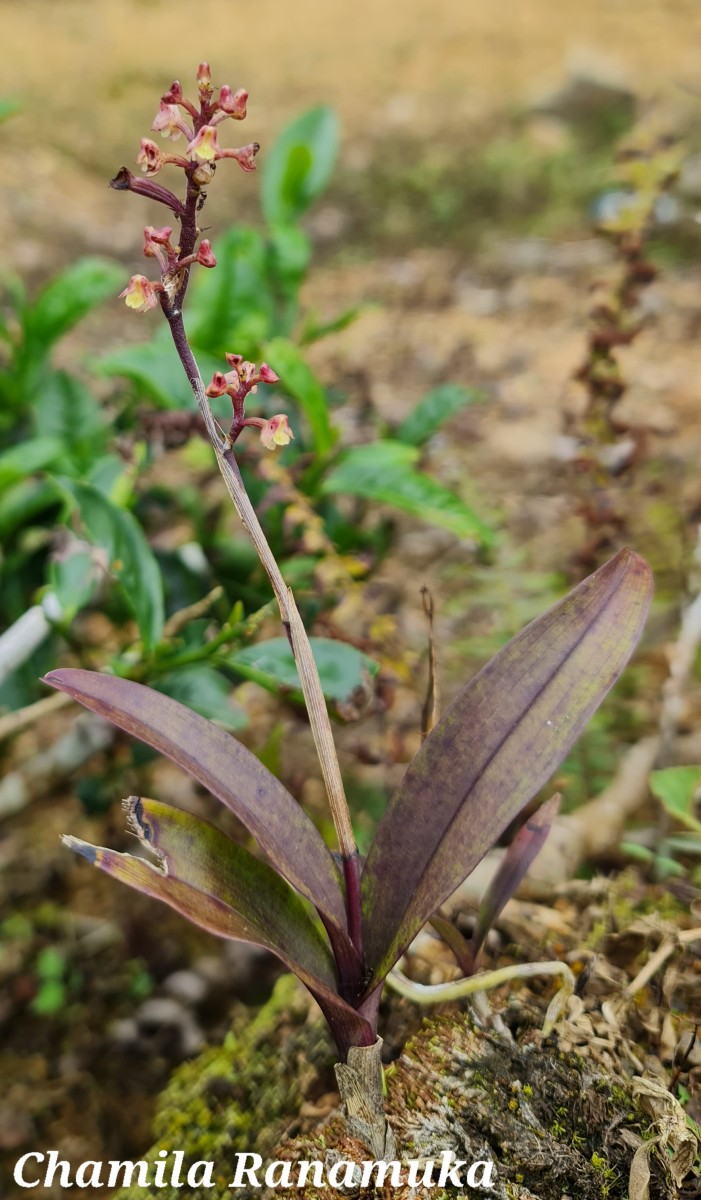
<box><xmin>164</xmin><ymin>306</ymin><xmax>363</xmax><ymax>950</ymax></box>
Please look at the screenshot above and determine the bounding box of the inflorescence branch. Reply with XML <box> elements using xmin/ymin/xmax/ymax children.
<box><xmin>111</xmin><ymin>63</ymin><xmax>362</xmax><ymax>951</ymax></box>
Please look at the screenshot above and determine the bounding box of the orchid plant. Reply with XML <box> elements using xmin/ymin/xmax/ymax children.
<box><xmin>45</xmin><ymin>66</ymin><xmax>653</xmax><ymax>1069</ymax></box>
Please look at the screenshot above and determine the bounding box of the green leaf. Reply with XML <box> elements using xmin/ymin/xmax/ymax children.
<box><xmin>22</xmin><ymin>258</ymin><xmax>124</xmax><ymax>361</ymax></box>
<box><xmin>300</xmin><ymin>305</ymin><xmax>363</xmax><ymax>346</ymax></box>
<box><xmin>268</xmin><ymin>223</ymin><xmax>311</xmax><ymax>298</ymax></box>
<box><xmin>56</xmin><ymin>480</ymin><xmax>164</xmax><ymax>648</ymax></box>
<box><xmin>188</xmin><ymin>226</ymin><xmax>274</xmax><ymax>355</ymax></box>
<box><xmin>93</xmin><ymin>332</ymin><xmax>223</xmax><ymax>409</ymax></box>
<box><xmin>0</xmin><ymin>437</ymin><xmax>65</xmax><ymax>492</ymax></box>
<box><xmin>262</xmin><ymin>107</ymin><xmax>339</xmax><ymax>226</ymax></box>
<box><xmin>322</xmin><ymin>440</ymin><xmax>494</xmax><ymax>544</ymax></box>
<box><xmin>229</xmin><ymin>637</ymin><xmax>378</xmax><ymax>703</ymax></box>
<box><xmin>396</xmin><ymin>384</ymin><xmax>483</xmax><ymax>447</ymax></box>
<box><xmin>649</xmin><ymin>766</ymin><xmax>701</xmax><ymax>834</ymax></box>
<box><xmin>263</xmin><ymin>337</ymin><xmax>335</xmax><ymax>455</ymax></box>
<box><xmin>361</xmin><ymin>549</ymin><xmax>653</xmax><ymax>991</ymax></box>
<box><xmin>0</xmin><ymin>478</ymin><xmax>60</xmax><ymax>540</ymax></box>
<box><xmin>155</xmin><ymin>665</ymin><xmax>248</xmax><ymax>730</ymax></box>
<box><xmin>49</xmin><ymin>550</ymin><xmax>97</xmax><ymax>621</ymax></box>
<box><xmin>32</xmin><ymin>371</ymin><xmax>107</xmax><ymax>467</ymax></box>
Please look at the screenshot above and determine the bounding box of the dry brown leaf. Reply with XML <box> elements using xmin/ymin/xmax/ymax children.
<box><xmin>631</xmin><ymin>1075</ymin><xmax>699</xmax><ymax>1187</ymax></box>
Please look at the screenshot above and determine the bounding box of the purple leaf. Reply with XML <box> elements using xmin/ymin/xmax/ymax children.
<box><xmin>64</xmin><ymin>798</ymin><xmax>374</xmax><ymax>1057</ymax></box>
<box><xmin>361</xmin><ymin>548</ymin><xmax>652</xmax><ymax>991</ymax></box>
<box><xmin>469</xmin><ymin>792</ymin><xmax>561</xmax><ymax>966</ymax></box>
<box><xmin>43</xmin><ymin>669</ymin><xmax>358</xmax><ymax>978</ymax></box>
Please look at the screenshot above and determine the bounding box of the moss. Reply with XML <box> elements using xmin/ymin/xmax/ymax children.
<box><xmin>115</xmin><ymin>977</ymin><xmax>335</xmax><ymax>1200</ymax></box>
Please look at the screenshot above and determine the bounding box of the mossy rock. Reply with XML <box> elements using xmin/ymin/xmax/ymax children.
<box><xmin>270</xmin><ymin>1012</ymin><xmax>679</xmax><ymax>1199</ymax></box>
<box><xmin>119</xmin><ymin>981</ymin><xmax>683</xmax><ymax>1200</ymax></box>
<box><xmin>114</xmin><ymin>976</ymin><xmax>335</xmax><ymax>1200</ymax></box>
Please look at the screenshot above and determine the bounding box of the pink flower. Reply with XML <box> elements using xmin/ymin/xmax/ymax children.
<box><xmin>218</xmin><ymin>86</ymin><xmax>248</xmax><ymax>119</ymax></box>
<box><xmin>217</xmin><ymin>142</ymin><xmax>260</xmax><ymax>172</ymax></box>
<box><xmin>162</xmin><ymin>80</ymin><xmax>184</xmax><ymax>106</ymax></box>
<box><xmin>143</xmin><ymin>225</ymin><xmax>174</xmax><ymax>270</ymax></box>
<box><xmin>186</xmin><ymin>125</ymin><xmax>220</xmax><ymax>162</ymax></box>
<box><xmin>136</xmin><ymin>138</ymin><xmax>165</xmax><ymax>175</ymax></box>
<box><xmin>259</xmin><ymin>363</ymin><xmax>280</xmax><ymax>384</ymax></box>
<box><xmin>197</xmin><ymin>62</ymin><xmax>211</xmax><ymax>88</ymax></box>
<box><xmin>151</xmin><ymin>101</ymin><xmax>191</xmax><ymax>142</ymax></box>
<box><xmin>119</xmin><ymin>275</ymin><xmax>161</xmax><ymax>313</ymax></box>
<box><xmin>195</xmin><ymin>239</ymin><xmax>216</xmax><ymax>268</ymax></box>
<box><xmin>205</xmin><ymin>371</ymin><xmax>230</xmax><ymax>398</ymax></box>
<box><xmin>260</xmin><ymin>414</ymin><xmax>294</xmax><ymax>451</ymax></box>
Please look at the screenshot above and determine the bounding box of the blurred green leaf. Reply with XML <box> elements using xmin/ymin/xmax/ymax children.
<box><xmin>188</xmin><ymin>226</ymin><xmax>274</xmax><ymax>355</ymax></box>
<box><xmin>155</xmin><ymin>665</ymin><xmax>247</xmax><ymax>730</ymax></box>
<box><xmin>396</xmin><ymin>383</ymin><xmax>483</xmax><ymax>447</ymax></box>
<box><xmin>322</xmin><ymin>440</ymin><xmax>494</xmax><ymax>544</ymax></box>
<box><xmin>22</xmin><ymin>258</ymin><xmax>123</xmax><ymax>362</ymax></box>
<box><xmin>31</xmin><ymin>979</ymin><xmax>67</xmax><ymax>1016</ymax></box>
<box><xmin>268</xmin><ymin>223</ymin><xmax>311</xmax><ymax>298</ymax></box>
<box><xmin>300</xmin><ymin>305</ymin><xmax>363</xmax><ymax>346</ymax></box>
<box><xmin>0</xmin><ymin>98</ymin><xmax>21</xmax><ymax>123</ymax></box>
<box><xmin>650</xmin><ymin>766</ymin><xmax>701</xmax><ymax>834</ymax></box>
<box><xmin>620</xmin><ymin>841</ymin><xmax>686</xmax><ymax>879</ymax></box>
<box><xmin>0</xmin><ymin>478</ymin><xmax>60</xmax><ymax>541</ymax></box>
<box><xmin>0</xmin><ymin>437</ymin><xmax>64</xmax><ymax>492</ymax></box>
<box><xmin>57</xmin><ymin>479</ymin><xmax>164</xmax><ymax>648</ymax></box>
<box><xmin>49</xmin><ymin>550</ymin><xmax>97</xmax><ymax>621</ymax></box>
<box><xmin>262</xmin><ymin>107</ymin><xmax>339</xmax><ymax>226</ymax></box>
<box><xmin>229</xmin><ymin>636</ymin><xmax>377</xmax><ymax>703</ymax></box>
<box><xmin>262</xmin><ymin>337</ymin><xmax>335</xmax><ymax>455</ymax></box>
<box><xmin>32</xmin><ymin>370</ymin><xmax>107</xmax><ymax>467</ymax></box>
<box><xmin>93</xmin><ymin>331</ymin><xmax>222</xmax><ymax>409</ymax></box>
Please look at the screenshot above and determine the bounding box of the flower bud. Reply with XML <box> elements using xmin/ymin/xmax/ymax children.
<box><xmin>197</xmin><ymin>62</ymin><xmax>211</xmax><ymax>87</ymax></box>
<box><xmin>149</xmin><ymin>225</ymin><xmax>174</xmax><ymax>245</ymax></box>
<box><xmin>162</xmin><ymin>80</ymin><xmax>184</xmax><ymax>105</ymax></box>
<box><xmin>195</xmin><ymin>240</ymin><xmax>217</xmax><ymax>268</ymax></box>
<box><xmin>225</xmin><ymin>353</ymin><xmax>243</xmax><ymax>369</ymax></box>
<box><xmin>191</xmin><ymin>161</ymin><xmax>216</xmax><ymax>187</ymax></box>
<box><xmin>205</xmin><ymin>371</ymin><xmax>229</xmax><ymax>397</ymax></box>
<box><xmin>259</xmin><ymin>363</ymin><xmax>280</xmax><ymax>384</ymax></box>
<box><xmin>260</xmin><ymin>414</ymin><xmax>294</xmax><ymax>451</ymax></box>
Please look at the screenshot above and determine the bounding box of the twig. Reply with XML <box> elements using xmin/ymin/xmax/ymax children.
<box><xmin>420</xmin><ymin>586</ymin><xmax>439</xmax><ymax>740</ymax></box>
<box><xmin>162</xmin><ymin>585</ymin><xmax>224</xmax><ymax>638</ymax></box>
<box><xmin>625</xmin><ymin>927</ymin><xmax>701</xmax><ymax>997</ymax></box>
<box><xmin>657</xmin><ymin>528</ymin><xmax>701</xmax><ymax>766</ymax></box>
<box><xmin>0</xmin><ymin>714</ymin><xmax>114</xmax><ymax>820</ymax></box>
<box><xmin>0</xmin><ymin>594</ymin><xmax>63</xmax><ymax>687</ymax></box>
<box><xmin>0</xmin><ymin>690</ymin><xmax>73</xmax><ymax>743</ymax></box>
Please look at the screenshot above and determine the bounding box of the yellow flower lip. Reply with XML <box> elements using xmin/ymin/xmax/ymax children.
<box><xmin>187</xmin><ymin>125</ymin><xmax>219</xmax><ymax>162</ymax></box>
<box><xmin>260</xmin><ymin>414</ymin><xmax>294</xmax><ymax>451</ymax></box>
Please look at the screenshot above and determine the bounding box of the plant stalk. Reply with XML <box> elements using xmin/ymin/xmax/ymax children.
<box><xmin>165</xmin><ymin>307</ymin><xmax>362</xmax><ymax>948</ymax></box>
